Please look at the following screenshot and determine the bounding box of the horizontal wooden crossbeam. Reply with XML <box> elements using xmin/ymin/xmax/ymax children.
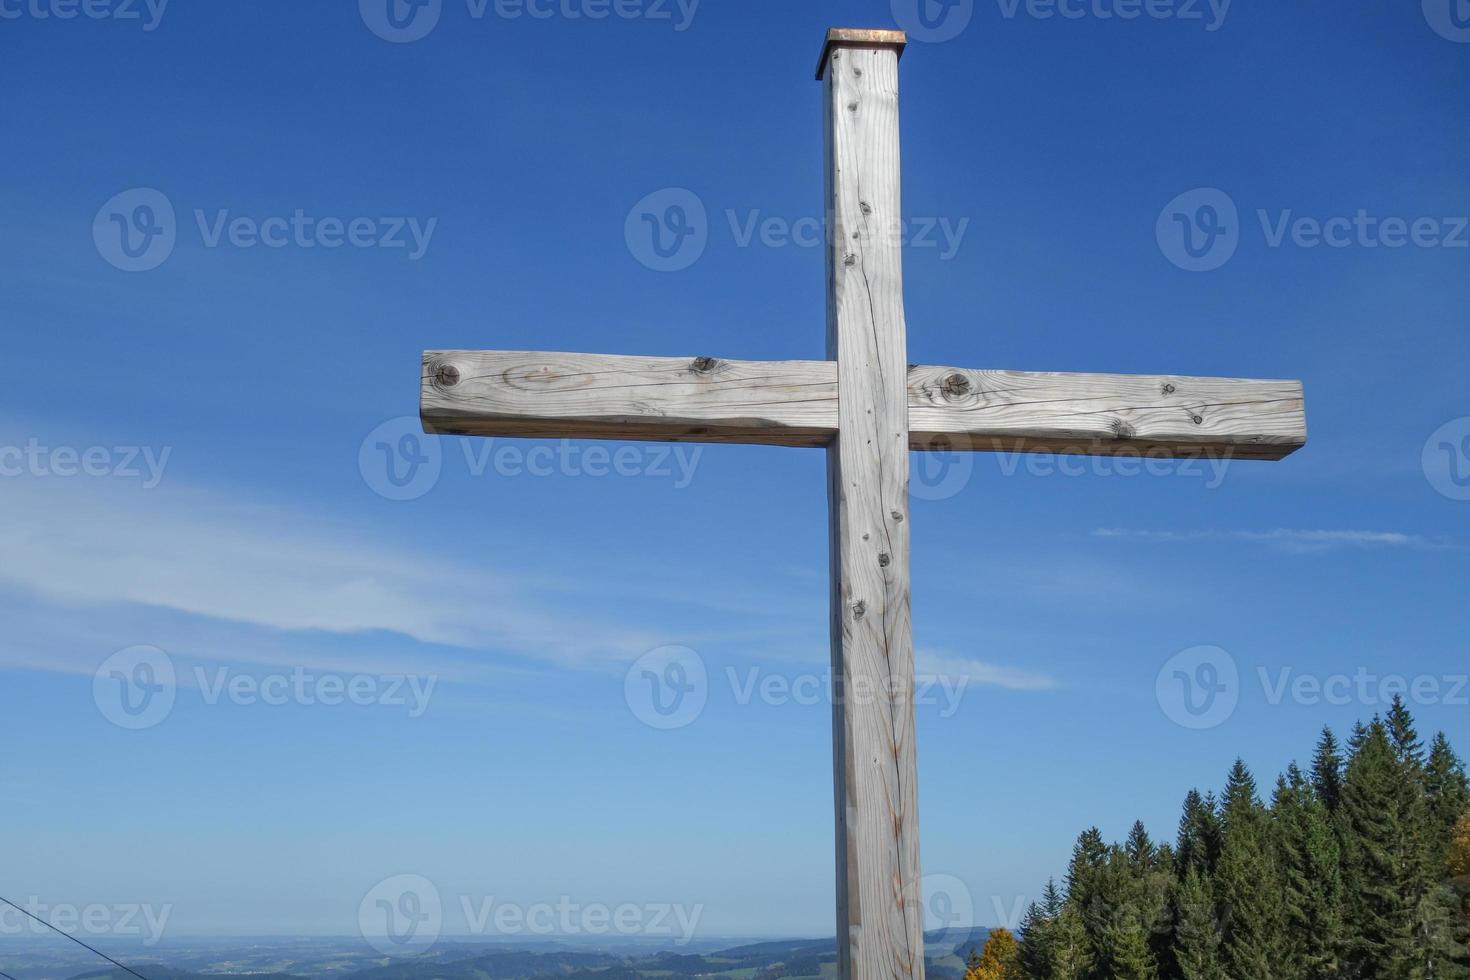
<box><xmin>422</xmin><ymin>350</ymin><xmax>1306</xmax><ymax>460</ymax></box>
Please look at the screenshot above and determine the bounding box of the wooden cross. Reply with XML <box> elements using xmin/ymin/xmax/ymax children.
<box><xmin>417</xmin><ymin>27</ymin><xmax>1305</xmax><ymax>980</ymax></box>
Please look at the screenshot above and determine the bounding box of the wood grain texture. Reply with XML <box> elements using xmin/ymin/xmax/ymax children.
<box><xmin>908</xmin><ymin>367</ymin><xmax>1306</xmax><ymax>460</ymax></box>
<box><xmin>421</xmin><ymin>350</ymin><xmax>837</xmax><ymax>447</ymax></box>
<box><xmin>422</xmin><ymin>351</ymin><xmax>1305</xmax><ymax>461</ymax></box>
<box><xmin>823</xmin><ymin>43</ymin><xmax>924</xmax><ymax>980</ymax></box>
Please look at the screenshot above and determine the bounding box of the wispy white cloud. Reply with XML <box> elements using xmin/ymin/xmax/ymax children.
<box><xmin>0</xmin><ymin>478</ymin><xmax>728</xmax><ymax>674</ymax></box>
<box><xmin>1091</xmin><ymin>527</ymin><xmax>1450</xmax><ymax>553</ymax></box>
<box><xmin>916</xmin><ymin>649</ymin><xmax>1056</xmax><ymax>691</ymax></box>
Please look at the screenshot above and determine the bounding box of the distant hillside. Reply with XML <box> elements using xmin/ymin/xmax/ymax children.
<box><xmin>65</xmin><ymin>929</ymin><xmax>995</xmax><ymax>980</ymax></box>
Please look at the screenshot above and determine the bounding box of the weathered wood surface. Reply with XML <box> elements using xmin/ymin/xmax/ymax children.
<box><xmin>908</xmin><ymin>367</ymin><xmax>1306</xmax><ymax>460</ymax></box>
<box><xmin>822</xmin><ymin>40</ymin><xmax>925</xmax><ymax>980</ymax></box>
<box><xmin>816</xmin><ymin>28</ymin><xmax>906</xmax><ymax>79</ymax></box>
<box><xmin>422</xmin><ymin>351</ymin><xmax>1305</xmax><ymax>461</ymax></box>
<box><xmin>421</xmin><ymin>350</ymin><xmax>837</xmax><ymax>447</ymax></box>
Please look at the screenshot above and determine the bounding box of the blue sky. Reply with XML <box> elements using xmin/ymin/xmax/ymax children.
<box><xmin>2</xmin><ymin>0</ymin><xmax>1470</xmax><ymax>949</ymax></box>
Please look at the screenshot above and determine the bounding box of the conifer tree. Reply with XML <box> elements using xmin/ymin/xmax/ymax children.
<box><xmin>1386</xmin><ymin>694</ymin><xmax>1426</xmax><ymax>775</ymax></box>
<box><xmin>1017</xmin><ymin>902</ymin><xmax>1051</xmax><ymax>980</ymax></box>
<box><xmin>1125</xmin><ymin>821</ymin><xmax>1157</xmax><ymax>875</ymax></box>
<box><xmin>1173</xmin><ymin>867</ymin><xmax>1225</xmax><ymax>980</ymax></box>
<box><xmin>1340</xmin><ymin>721</ymin><xmax>1418</xmax><ymax>980</ymax></box>
<box><xmin>1312</xmin><ymin>726</ymin><xmax>1346</xmax><ymax>813</ymax></box>
<box><xmin>1216</xmin><ymin>759</ymin><xmax>1284</xmax><ymax>980</ymax></box>
<box><xmin>1048</xmin><ymin>904</ymin><xmax>1092</xmax><ymax>980</ymax></box>
<box><xmin>1273</xmin><ymin>765</ymin><xmax>1343</xmax><ymax>979</ymax></box>
<box><xmin>1176</xmin><ymin>790</ymin><xmax>1222</xmax><ymax>879</ymax></box>
<box><xmin>1426</xmin><ymin>732</ymin><xmax>1470</xmax><ymax>864</ymax></box>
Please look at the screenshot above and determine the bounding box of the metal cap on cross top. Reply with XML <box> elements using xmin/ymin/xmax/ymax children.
<box><xmin>815</xmin><ymin>27</ymin><xmax>907</xmax><ymax>81</ymax></box>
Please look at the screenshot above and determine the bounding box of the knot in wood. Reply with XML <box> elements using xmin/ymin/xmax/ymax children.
<box><xmin>1192</xmin><ymin>414</ymin><xmax>1205</xmax><ymax>425</ymax></box>
<box><xmin>1109</xmin><ymin>418</ymin><xmax>1137</xmax><ymax>440</ymax></box>
<box><xmin>1162</xmin><ymin>383</ymin><xmax>1178</xmax><ymax>395</ymax></box>
<box><xmin>878</xmin><ymin>553</ymin><xmax>891</xmax><ymax>568</ymax></box>
<box><xmin>942</xmin><ymin>373</ymin><xmax>971</xmax><ymax>398</ymax></box>
<box><xmin>844</xmin><ymin>253</ymin><xmax>857</xmax><ymax>267</ymax></box>
<box><xmin>691</xmin><ymin>356</ymin><xmax>719</xmax><ymax>375</ymax></box>
<box><xmin>851</xmin><ymin>600</ymin><xmax>867</xmax><ymax>620</ymax></box>
<box><xmin>434</xmin><ymin>363</ymin><xmax>461</xmax><ymax>388</ymax></box>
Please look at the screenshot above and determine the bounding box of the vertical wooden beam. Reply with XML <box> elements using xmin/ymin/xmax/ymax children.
<box><xmin>819</xmin><ymin>29</ymin><xmax>923</xmax><ymax>980</ymax></box>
